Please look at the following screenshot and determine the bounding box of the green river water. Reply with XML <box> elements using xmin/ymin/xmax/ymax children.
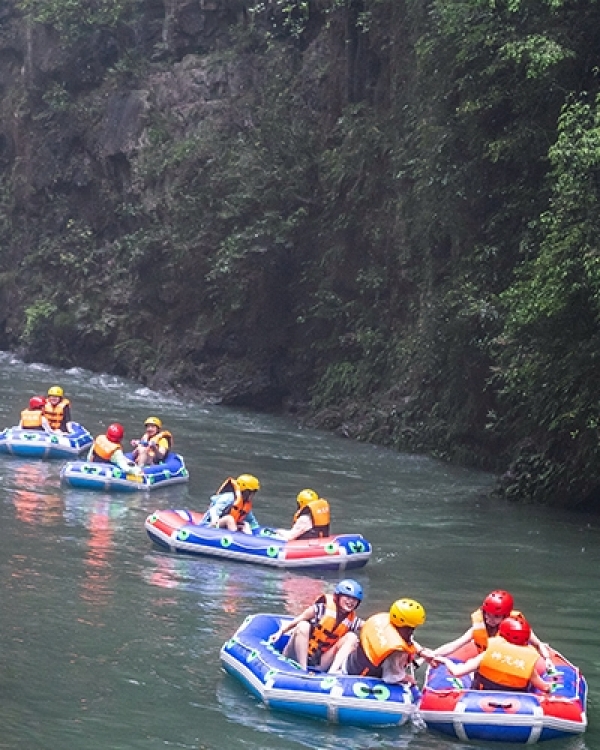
<box><xmin>0</xmin><ymin>353</ymin><xmax>596</xmax><ymax>750</ymax></box>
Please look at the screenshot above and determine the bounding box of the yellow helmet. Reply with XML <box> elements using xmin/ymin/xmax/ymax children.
<box><xmin>144</xmin><ymin>416</ymin><xmax>162</xmax><ymax>429</ymax></box>
<box><xmin>48</xmin><ymin>386</ymin><xmax>64</xmax><ymax>397</ymax></box>
<box><xmin>390</xmin><ymin>599</ymin><xmax>426</xmax><ymax>628</ymax></box>
<box><xmin>296</xmin><ymin>489</ymin><xmax>318</xmax><ymax>508</ymax></box>
<box><xmin>236</xmin><ymin>474</ymin><xmax>260</xmax><ymax>492</ymax></box>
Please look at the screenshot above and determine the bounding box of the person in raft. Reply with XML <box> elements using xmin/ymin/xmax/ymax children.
<box><xmin>43</xmin><ymin>385</ymin><xmax>72</xmax><ymax>433</ymax></box>
<box><xmin>436</xmin><ymin>616</ymin><xmax>561</xmax><ymax>693</ymax></box>
<box><xmin>19</xmin><ymin>396</ymin><xmax>59</xmax><ymax>433</ymax></box>
<box><xmin>131</xmin><ymin>416</ymin><xmax>173</xmax><ymax>467</ymax></box>
<box><xmin>87</xmin><ymin>423</ymin><xmax>142</xmax><ymax>475</ymax></box>
<box><xmin>430</xmin><ymin>589</ymin><xmax>554</xmax><ymax>671</ymax></box>
<box><xmin>269</xmin><ymin>579</ymin><xmax>364</xmax><ymax>671</ymax></box>
<box><xmin>328</xmin><ymin>598</ymin><xmax>435</xmax><ymax>685</ymax></box>
<box><xmin>203</xmin><ymin>474</ymin><xmax>261</xmax><ymax>534</ymax></box>
<box><xmin>275</xmin><ymin>489</ymin><xmax>331</xmax><ymax>541</ymax></box>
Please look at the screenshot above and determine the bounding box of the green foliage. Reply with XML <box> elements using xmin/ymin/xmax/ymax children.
<box><xmin>496</xmin><ymin>94</ymin><xmax>600</xmax><ymax>504</ymax></box>
<box><xmin>18</xmin><ymin>0</ymin><xmax>135</xmax><ymax>41</ymax></box>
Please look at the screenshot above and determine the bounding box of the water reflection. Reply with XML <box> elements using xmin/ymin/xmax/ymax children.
<box><xmin>10</xmin><ymin>462</ymin><xmax>64</xmax><ymax>526</ymax></box>
<box><xmin>143</xmin><ymin>552</ymin><xmax>328</xmax><ymax>618</ymax></box>
<box><xmin>63</xmin><ymin>491</ymin><xmax>131</xmax><ymax>613</ymax></box>
<box><xmin>79</xmin><ymin>497</ymin><xmax>115</xmax><ymax>609</ymax></box>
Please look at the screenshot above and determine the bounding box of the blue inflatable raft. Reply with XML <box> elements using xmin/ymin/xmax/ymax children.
<box><xmin>145</xmin><ymin>509</ymin><xmax>372</xmax><ymax>570</ymax></box>
<box><xmin>60</xmin><ymin>453</ymin><xmax>189</xmax><ymax>492</ymax></box>
<box><xmin>220</xmin><ymin>613</ymin><xmax>419</xmax><ymax>726</ymax></box>
<box><xmin>0</xmin><ymin>422</ymin><xmax>93</xmax><ymax>459</ymax></box>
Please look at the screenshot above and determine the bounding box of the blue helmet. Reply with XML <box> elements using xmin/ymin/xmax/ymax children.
<box><xmin>334</xmin><ymin>579</ymin><xmax>363</xmax><ymax>602</ymax></box>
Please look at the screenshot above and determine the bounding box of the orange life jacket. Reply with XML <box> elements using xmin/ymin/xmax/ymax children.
<box><xmin>20</xmin><ymin>409</ymin><xmax>44</xmax><ymax>429</ymax></box>
<box><xmin>90</xmin><ymin>434</ymin><xmax>121</xmax><ymax>463</ymax></box>
<box><xmin>141</xmin><ymin>429</ymin><xmax>173</xmax><ymax>461</ymax></box>
<box><xmin>142</xmin><ymin>429</ymin><xmax>173</xmax><ymax>448</ymax></box>
<box><xmin>43</xmin><ymin>398</ymin><xmax>70</xmax><ymax>430</ymax></box>
<box><xmin>307</xmin><ymin>594</ymin><xmax>357</xmax><ymax>660</ymax></box>
<box><xmin>293</xmin><ymin>498</ymin><xmax>331</xmax><ymax>539</ymax></box>
<box><xmin>477</xmin><ymin>636</ymin><xmax>539</xmax><ymax>690</ymax></box>
<box><xmin>472</xmin><ymin>609</ymin><xmax>525</xmax><ymax>652</ymax></box>
<box><xmin>356</xmin><ymin>612</ymin><xmax>417</xmax><ymax>674</ymax></box>
<box><xmin>215</xmin><ymin>478</ymin><xmax>252</xmax><ymax>526</ymax></box>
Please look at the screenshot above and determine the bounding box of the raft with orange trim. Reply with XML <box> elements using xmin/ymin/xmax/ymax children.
<box><xmin>60</xmin><ymin>453</ymin><xmax>189</xmax><ymax>492</ymax></box>
<box><xmin>419</xmin><ymin>642</ymin><xmax>587</xmax><ymax>743</ymax></box>
<box><xmin>0</xmin><ymin>422</ymin><xmax>93</xmax><ymax>459</ymax></box>
<box><xmin>145</xmin><ymin>509</ymin><xmax>372</xmax><ymax>570</ymax></box>
<box><xmin>220</xmin><ymin>612</ymin><xmax>418</xmax><ymax>725</ymax></box>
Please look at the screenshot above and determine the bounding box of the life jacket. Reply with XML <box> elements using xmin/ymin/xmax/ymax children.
<box><xmin>472</xmin><ymin>609</ymin><xmax>526</xmax><ymax>652</ymax></box>
<box><xmin>307</xmin><ymin>594</ymin><xmax>357</xmax><ymax>660</ymax></box>
<box><xmin>90</xmin><ymin>434</ymin><xmax>121</xmax><ymax>463</ymax></box>
<box><xmin>293</xmin><ymin>499</ymin><xmax>331</xmax><ymax>539</ymax></box>
<box><xmin>215</xmin><ymin>478</ymin><xmax>252</xmax><ymax>527</ymax></box>
<box><xmin>43</xmin><ymin>398</ymin><xmax>70</xmax><ymax>430</ymax></box>
<box><xmin>476</xmin><ymin>636</ymin><xmax>539</xmax><ymax>690</ymax></box>
<box><xmin>349</xmin><ymin>612</ymin><xmax>417</xmax><ymax>677</ymax></box>
<box><xmin>20</xmin><ymin>409</ymin><xmax>44</xmax><ymax>430</ymax></box>
<box><xmin>142</xmin><ymin>429</ymin><xmax>173</xmax><ymax>448</ymax></box>
<box><xmin>142</xmin><ymin>430</ymin><xmax>173</xmax><ymax>461</ymax></box>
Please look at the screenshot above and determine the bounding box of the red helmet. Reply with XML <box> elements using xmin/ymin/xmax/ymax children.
<box><xmin>107</xmin><ymin>423</ymin><xmax>124</xmax><ymax>442</ymax></box>
<box><xmin>482</xmin><ymin>590</ymin><xmax>514</xmax><ymax>617</ymax></box>
<box><xmin>29</xmin><ymin>396</ymin><xmax>45</xmax><ymax>409</ymax></box>
<box><xmin>499</xmin><ymin>616</ymin><xmax>531</xmax><ymax>646</ymax></box>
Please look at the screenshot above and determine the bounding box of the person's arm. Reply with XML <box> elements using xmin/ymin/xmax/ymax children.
<box><xmin>531</xmin><ymin>669</ymin><xmax>561</xmax><ymax>693</ymax></box>
<box><xmin>62</xmin><ymin>404</ymin><xmax>72</xmax><ymax>430</ymax></box>
<box><xmin>112</xmin><ymin>448</ymin><xmax>140</xmax><ymax>474</ymax></box>
<box><xmin>206</xmin><ymin>494</ymin><xmax>233</xmax><ymax>525</ymax></box>
<box><xmin>269</xmin><ymin>605</ymin><xmax>317</xmax><ymax>641</ymax></box>
<box><xmin>245</xmin><ymin>509</ymin><xmax>260</xmax><ymax>530</ymax></box>
<box><xmin>437</xmin><ymin>652</ymin><xmax>483</xmax><ymax>678</ymax></box>
<box><xmin>529</xmin><ymin>628</ymin><xmax>553</xmax><ymax>669</ymax></box>
<box><xmin>276</xmin><ymin>514</ymin><xmax>313</xmax><ymax>541</ymax></box>
<box><xmin>432</xmin><ymin>628</ymin><xmax>474</xmax><ymax>657</ymax></box>
<box><xmin>412</xmin><ymin>639</ymin><xmax>436</xmax><ymax>664</ymax></box>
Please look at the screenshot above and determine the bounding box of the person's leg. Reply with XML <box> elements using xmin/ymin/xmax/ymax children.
<box><xmin>282</xmin><ymin>621</ymin><xmax>311</xmax><ymax>669</ymax></box>
<box><xmin>216</xmin><ymin>515</ymin><xmax>238</xmax><ymax>532</ymax></box>
<box><xmin>135</xmin><ymin>445</ymin><xmax>153</xmax><ymax>467</ymax></box>
<box><xmin>327</xmin><ymin>632</ymin><xmax>359</xmax><ymax>674</ymax></box>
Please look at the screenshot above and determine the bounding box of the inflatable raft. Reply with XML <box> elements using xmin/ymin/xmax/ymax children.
<box><xmin>0</xmin><ymin>422</ymin><xmax>93</xmax><ymax>459</ymax></box>
<box><xmin>145</xmin><ymin>509</ymin><xmax>372</xmax><ymax>570</ymax></box>
<box><xmin>220</xmin><ymin>612</ymin><xmax>419</xmax><ymax>726</ymax></box>
<box><xmin>419</xmin><ymin>643</ymin><xmax>587</xmax><ymax>743</ymax></box>
<box><xmin>60</xmin><ymin>453</ymin><xmax>189</xmax><ymax>492</ymax></box>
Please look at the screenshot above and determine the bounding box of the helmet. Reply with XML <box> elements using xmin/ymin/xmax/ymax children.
<box><xmin>499</xmin><ymin>616</ymin><xmax>531</xmax><ymax>646</ymax></box>
<box><xmin>107</xmin><ymin>423</ymin><xmax>124</xmax><ymax>442</ymax></box>
<box><xmin>29</xmin><ymin>396</ymin><xmax>45</xmax><ymax>409</ymax></box>
<box><xmin>297</xmin><ymin>489</ymin><xmax>318</xmax><ymax>508</ymax></box>
<box><xmin>48</xmin><ymin>386</ymin><xmax>63</xmax><ymax>397</ymax></box>
<box><xmin>236</xmin><ymin>474</ymin><xmax>260</xmax><ymax>492</ymax></box>
<box><xmin>144</xmin><ymin>416</ymin><xmax>162</xmax><ymax>429</ymax></box>
<box><xmin>334</xmin><ymin>579</ymin><xmax>363</xmax><ymax>602</ymax></box>
<box><xmin>390</xmin><ymin>598</ymin><xmax>426</xmax><ymax>628</ymax></box>
<box><xmin>482</xmin><ymin>590</ymin><xmax>514</xmax><ymax>618</ymax></box>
